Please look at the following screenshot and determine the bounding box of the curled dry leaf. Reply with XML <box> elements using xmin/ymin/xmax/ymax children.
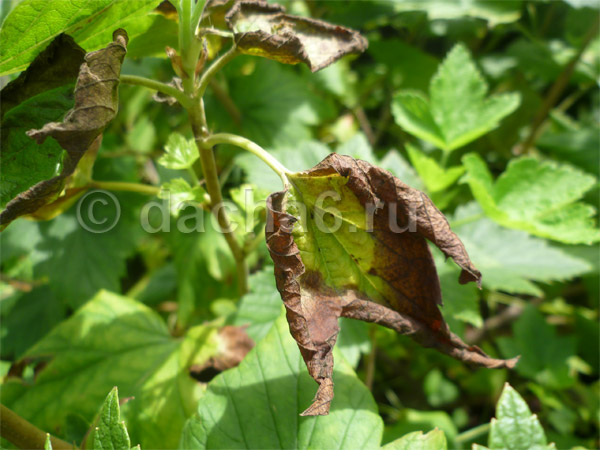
<box><xmin>225</xmin><ymin>1</ymin><xmax>368</xmax><ymax>72</ymax></box>
<box><xmin>266</xmin><ymin>153</ymin><xmax>518</xmax><ymax>416</ymax></box>
<box><xmin>0</xmin><ymin>29</ymin><xmax>129</xmax><ymax>228</ymax></box>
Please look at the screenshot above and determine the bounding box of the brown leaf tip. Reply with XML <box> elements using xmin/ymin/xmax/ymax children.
<box><xmin>112</xmin><ymin>28</ymin><xmax>129</xmax><ymax>46</ymax></box>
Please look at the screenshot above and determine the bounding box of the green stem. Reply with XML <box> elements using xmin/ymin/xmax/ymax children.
<box><xmin>120</xmin><ymin>75</ymin><xmax>190</xmax><ymax>108</ymax></box>
<box><xmin>454</xmin><ymin>422</ymin><xmax>490</xmax><ymax>445</ymax></box>
<box><xmin>188</xmin><ymin>107</ymin><xmax>248</xmax><ymax>295</ymax></box>
<box><xmin>201</xmin><ymin>133</ymin><xmax>290</xmax><ymax>187</ymax></box>
<box><xmin>197</xmin><ymin>46</ymin><xmax>239</xmax><ymax>99</ymax></box>
<box><xmin>0</xmin><ymin>404</ymin><xmax>74</xmax><ymax>449</ymax></box>
<box><xmin>89</xmin><ymin>181</ymin><xmax>160</xmax><ymax>196</ymax></box>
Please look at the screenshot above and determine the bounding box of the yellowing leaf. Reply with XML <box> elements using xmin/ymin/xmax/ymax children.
<box><xmin>266</xmin><ymin>154</ymin><xmax>517</xmax><ymax>416</ymax></box>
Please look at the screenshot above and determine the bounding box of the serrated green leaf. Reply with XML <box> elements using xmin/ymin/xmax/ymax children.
<box><xmin>158</xmin><ymin>133</ymin><xmax>199</xmax><ymax>170</ymax></box>
<box><xmin>92</xmin><ymin>387</ymin><xmax>131</xmax><ymax>450</ymax></box>
<box><xmin>406</xmin><ymin>144</ymin><xmax>464</xmax><ymax>193</ymax></box>
<box><xmin>382</xmin><ymin>429</ymin><xmax>447</xmax><ymax>450</ymax></box>
<box><xmin>180</xmin><ymin>313</ymin><xmax>384</xmax><ymax>449</ymax></box>
<box><xmin>383</xmin><ymin>409</ymin><xmax>457</xmax><ymax>447</ymax></box>
<box><xmin>0</xmin><ymin>0</ymin><xmax>161</xmax><ymax>76</ymax></box>
<box><xmin>497</xmin><ymin>306</ymin><xmax>576</xmax><ymax>389</ymax></box>
<box><xmin>462</xmin><ymin>153</ymin><xmax>600</xmax><ymax>244</ymax></box>
<box><xmin>2</xmin><ymin>291</ymin><xmax>222</xmax><ymax>449</ymax></box>
<box><xmin>34</xmin><ymin>210</ymin><xmax>139</xmax><ymax>308</ymax></box>
<box><xmin>159</xmin><ymin>178</ymin><xmax>205</xmax><ymax>217</ymax></box>
<box><xmin>392</xmin><ymin>44</ymin><xmax>520</xmax><ymax>153</ymax></box>
<box><xmin>451</xmin><ymin>203</ymin><xmax>593</xmax><ymax>295</ymax></box>
<box><xmin>486</xmin><ymin>383</ymin><xmax>555</xmax><ymax>450</ymax></box>
<box><xmin>208</xmin><ymin>57</ymin><xmax>334</xmax><ymax>148</ymax></box>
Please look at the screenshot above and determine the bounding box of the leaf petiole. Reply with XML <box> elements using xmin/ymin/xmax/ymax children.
<box><xmin>200</xmin><ymin>133</ymin><xmax>291</xmax><ymax>188</ymax></box>
<box><xmin>120</xmin><ymin>75</ymin><xmax>191</xmax><ymax>108</ymax></box>
<box><xmin>89</xmin><ymin>181</ymin><xmax>160</xmax><ymax>196</ymax></box>
<box><xmin>197</xmin><ymin>46</ymin><xmax>239</xmax><ymax>99</ymax></box>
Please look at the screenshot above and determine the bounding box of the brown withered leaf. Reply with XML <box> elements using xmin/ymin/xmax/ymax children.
<box><xmin>0</xmin><ymin>29</ymin><xmax>128</xmax><ymax>229</ymax></box>
<box><xmin>225</xmin><ymin>1</ymin><xmax>367</xmax><ymax>72</ymax></box>
<box><xmin>266</xmin><ymin>153</ymin><xmax>518</xmax><ymax>416</ymax></box>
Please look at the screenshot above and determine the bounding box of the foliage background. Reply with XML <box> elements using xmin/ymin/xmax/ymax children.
<box><xmin>0</xmin><ymin>0</ymin><xmax>599</xmax><ymax>449</ymax></box>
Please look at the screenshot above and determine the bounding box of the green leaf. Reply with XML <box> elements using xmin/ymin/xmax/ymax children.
<box><xmin>209</xmin><ymin>58</ymin><xmax>334</xmax><ymax>148</ymax></box>
<box><xmin>159</xmin><ymin>178</ymin><xmax>205</xmax><ymax>217</ymax></box>
<box><xmin>451</xmin><ymin>203</ymin><xmax>593</xmax><ymax>295</ymax></box>
<box><xmin>158</xmin><ymin>133</ymin><xmax>199</xmax><ymax>170</ymax></box>
<box><xmin>180</xmin><ymin>313</ymin><xmax>384</xmax><ymax>449</ymax></box>
<box><xmin>92</xmin><ymin>387</ymin><xmax>132</xmax><ymax>450</ymax></box>
<box><xmin>434</xmin><ymin>250</ymin><xmax>482</xmax><ymax>328</ymax></box>
<box><xmin>497</xmin><ymin>306</ymin><xmax>576</xmax><ymax>389</ymax></box>
<box><xmin>390</xmin><ymin>0</ymin><xmax>523</xmax><ymax>25</ymax></box>
<box><xmin>485</xmin><ymin>383</ymin><xmax>555</xmax><ymax>450</ymax></box>
<box><xmin>406</xmin><ymin>144</ymin><xmax>464</xmax><ymax>193</ymax></box>
<box><xmin>537</xmin><ymin>128</ymin><xmax>600</xmax><ymax>177</ymax></box>
<box><xmin>2</xmin><ymin>291</ymin><xmax>222</xmax><ymax>449</ymax></box>
<box><xmin>0</xmin><ymin>0</ymin><xmax>161</xmax><ymax>76</ymax></box>
<box><xmin>233</xmin><ymin>267</ymin><xmax>282</xmax><ymax>342</ymax></box>
<box><xmin>462</xmin><ymin>153</ymin><xmax>600</xmax><ymax>244</ymax></box>
<box><xmin>383</xmin><ymin>409</ymin><xmax>457</xmax><ymax>447</ymax></box>
<box><xmin>392</xmin><ymin>44</ymin><xmax>520</xmax><ymax>153</ymax></box>
<box><xmin>34</xmin><ymin>210</ymin><xmax>139</xmax><ymax>308</ymax></box>
<box><xmin>423</xmin><ymin>369</ymin><xmax>459</xmax><ymax>408</ymax></box>
<box><xmin>44</xmin><ymin>434</ymin><xmax>53</xmax><ymax>450</ymax></box>
<box><xmin>382</xmin><ymin>429</ymin><xmax>447</xmax><ymax>450</ymax></box>
<box><xmin>369</xmin><ymin>39</ymin><xmax>438</xmax><ymax>92</ymax></box>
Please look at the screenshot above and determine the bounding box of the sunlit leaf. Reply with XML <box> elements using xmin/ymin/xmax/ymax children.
<box><xmin>462</xmin><ymin>153</ymin><xmax>600</xmax><ymax>244</ymax></box>
<box><xmin>180</xmin><ymin>313</ymin><xmax>384</xmax><ymax>449</ymax></box>
<box><xmin>392</xmin><ymin>44</ymin><xmax>520</xmax><ymax>153</ymax></box>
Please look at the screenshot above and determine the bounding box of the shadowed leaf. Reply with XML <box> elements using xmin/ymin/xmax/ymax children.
<box><xmin>265</xmin><ymin>154</ymin><xmax>517</xmax><ymax>415</ymax></box>
<box><xmin>225</xmin><ymin>1</ymin><xmax>367</xmax><ymax>72</ymax></box>
<box><xmin>0</xmin><ymin>34</ymin><xmax>85</xmax><ymax>208</ymax></box>
<box><xmin>0</xmin><ymin>29</ymin><xmax>129</xmax><ymax>228</ymax></box>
